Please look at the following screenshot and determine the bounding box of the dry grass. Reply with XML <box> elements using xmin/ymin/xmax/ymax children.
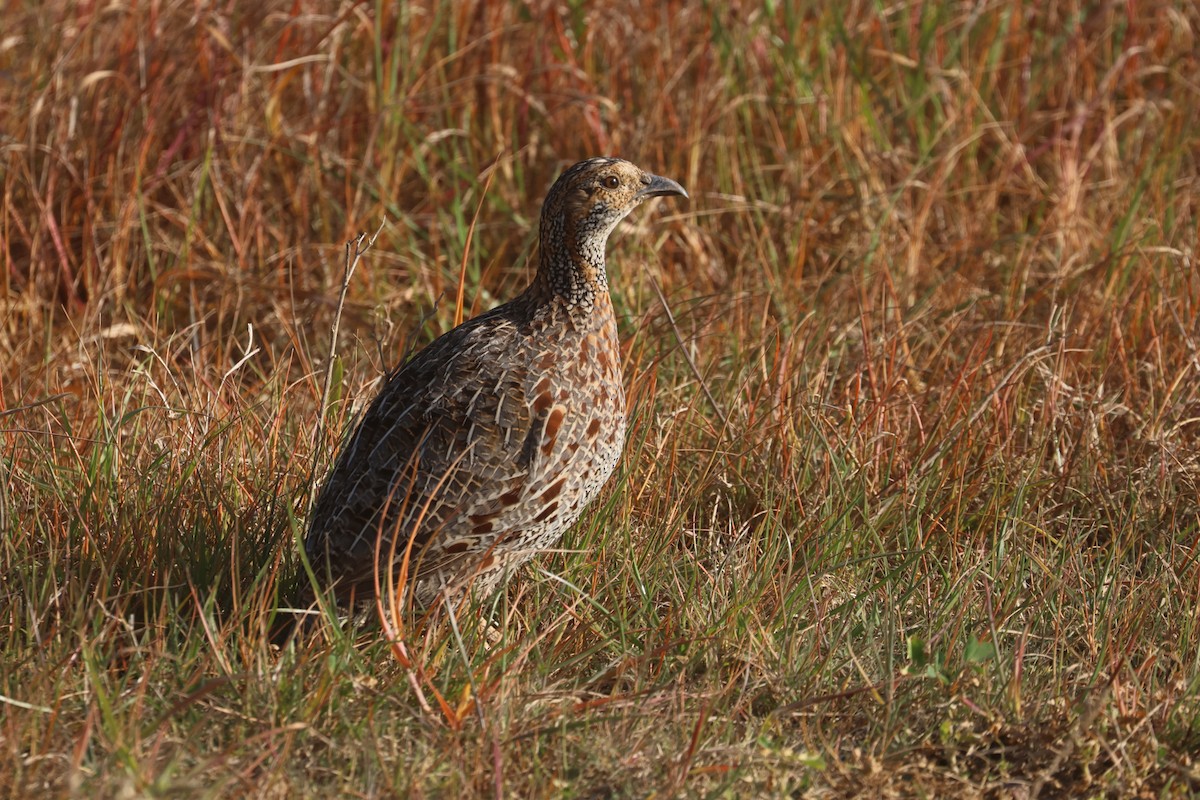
<box><xmin>3</xmin><ymin>0</ymin><xmax>1200</xmax><ymax>796</ymax></box>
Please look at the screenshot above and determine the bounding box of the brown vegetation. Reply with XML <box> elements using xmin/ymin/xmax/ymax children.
<box><xmin>3</xmin><ymin>1</ymin><xmax>1199</xmax><ymax>796</ymax></box>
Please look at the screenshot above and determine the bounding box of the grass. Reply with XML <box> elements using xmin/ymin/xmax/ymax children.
<box><xmin>3</xmin><ymin>0</ymin><xmax>1200</xmax><ymax>796</ymax></box>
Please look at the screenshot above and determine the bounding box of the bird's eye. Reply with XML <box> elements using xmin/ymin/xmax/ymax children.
<box><xmin>601</xmin><ymin>175</ymin><xmax>620</xmax><ymax>189</ymax></box>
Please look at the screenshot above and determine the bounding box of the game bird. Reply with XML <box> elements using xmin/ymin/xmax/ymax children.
<box><xmin>303</xmin><ymin>157</ymin><xmax>687</xmax><ymax>613</ymax></box>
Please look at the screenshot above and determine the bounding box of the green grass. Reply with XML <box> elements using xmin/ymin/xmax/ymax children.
<box><xmin>3</xmin><ymin>0</ymin><xmax>1200</xmax><ymax>796</ymax></box>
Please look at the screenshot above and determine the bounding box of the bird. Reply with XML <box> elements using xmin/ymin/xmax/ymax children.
<box><xmin>303</xmin><ymin>157</ymin><xmax>687</xmax><ymax>614</ymax></box>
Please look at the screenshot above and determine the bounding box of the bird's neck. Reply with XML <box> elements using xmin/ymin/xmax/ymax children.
<box><xmin>532</xmin><ymin>222</ymin><xmax>610</xmax><ymax>314</ymax></box>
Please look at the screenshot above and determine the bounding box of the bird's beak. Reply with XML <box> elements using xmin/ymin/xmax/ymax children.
<box><xmin>636</xmin><ymin>174</ymin><xmax>688</xmax><ymax>200</ymax></box>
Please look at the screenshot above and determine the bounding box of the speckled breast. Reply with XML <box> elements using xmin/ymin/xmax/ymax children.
<box><xmin>514</xmin><ymin>301</ymin><xmax>626</xmax><ymax>553</ymax></box>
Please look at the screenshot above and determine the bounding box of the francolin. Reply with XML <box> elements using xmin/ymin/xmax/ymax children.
<box><xmin>305</xmin><ymin>157</ymin><xmax>687</xmax><ymax>611</ymax></box>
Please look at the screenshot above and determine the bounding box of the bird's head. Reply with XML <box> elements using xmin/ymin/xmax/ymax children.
<box><xmin>537</xmin><ymin>157</ymin><xmax>687</xmax><ymax>307</ymax></box>
<box><xmin>544</xmin><ymin>157</ymin><xmax>688</xmax><ymax>242</ymax></box>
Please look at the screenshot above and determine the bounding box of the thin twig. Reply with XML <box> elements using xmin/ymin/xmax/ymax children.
<box><xmin>312</xmin><ymin>221</ymin><xmax>387</xmax><ymax>463</ymax></box>
<box><xmin>647</xmin><ymin>274</ymin><xmax>729</xmax><ymax>429</ymax></box>
<box><xmin>0</xmin><ymin>693</ymin><xmax>52</xmax><ymax>714</ymax></box>
<box><xmin>0</xmin><ymin>393</ymin><xmax>72</xmax><ymax>419</ymax></box>
<box><xmin>454</xmin><ymin>163</ymin><xmax>500</xmax><ymax>327</ymax></box>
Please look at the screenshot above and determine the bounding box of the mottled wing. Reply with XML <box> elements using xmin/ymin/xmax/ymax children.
<box><xmin>304</xmin><ymin>309</ymin><xmax>544</xmax><ymax>596</ymax></box>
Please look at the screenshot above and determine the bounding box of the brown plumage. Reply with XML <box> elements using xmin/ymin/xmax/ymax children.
<box><xmin>304</xmin><ymin>157</ymin><xmax>687</xmax><ymax>611</ymax></box>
